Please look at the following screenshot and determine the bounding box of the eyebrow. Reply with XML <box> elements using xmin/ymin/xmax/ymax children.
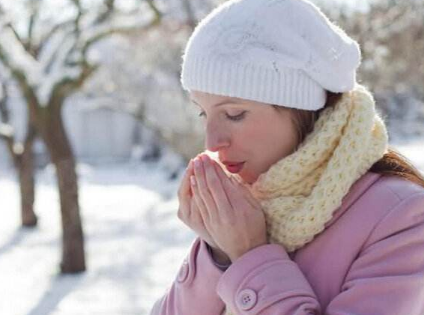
<box><xmin>190</xmin><ymin>99</ymin><xmax>244</xmax><ymax>107</ymax></box>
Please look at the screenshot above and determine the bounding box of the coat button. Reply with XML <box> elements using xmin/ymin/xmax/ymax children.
<box><xmin>236</xmin><ymin>288</ymin><xmax>257</xmax><ymax>311</ymax></box>
<box><xmin>177</xmin><ymin>260</ymin><xmax>189</xmax><ymax>283</ymax></box>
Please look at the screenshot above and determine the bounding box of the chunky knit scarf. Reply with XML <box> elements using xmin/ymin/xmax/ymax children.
<box><xmin>220</xmin><ymin>84</ymin><xmax>388</xmax><ymax>315</ymax></box>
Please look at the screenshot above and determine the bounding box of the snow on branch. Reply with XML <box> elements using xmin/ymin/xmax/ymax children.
<box><xmin>79</xmin><ymin>7</ymin><xmax>161</xmax><ymax>57</ymax></box>
<box><xmin>0</xmin><ymin>27</ymin><xmax>41</xmax><ymax>88</ymax></box>
<box><xmin>0</xmin><ymin>0</ymin><xmax>163</xmax><ymax>108</ymax></box>
<box><xmin>0</xmin><ymin>123</ymin><xmax>14</xmax><ymax>139</ymax></box>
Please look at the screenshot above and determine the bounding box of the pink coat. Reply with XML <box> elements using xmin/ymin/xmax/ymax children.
<box><xmin>151</xmin><ymin>172</ymin><xmax>424</xmax><ymax>314</ymax></box>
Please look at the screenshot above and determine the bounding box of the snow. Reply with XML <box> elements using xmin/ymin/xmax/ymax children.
<box><xmin>0</xmin><ymin>0</ymin><xmax>158</xmax><ymax>108</ymax></box>
<box><xmin>0</xmin><ymin>123</ymin><xmax>14</xmax><ymax>138</ymax></box>
<box><xmin>0</xmin><ymin>140</ymin><xmax>423</xmax><ymax>315</ymax></box>
<box><xmin>0</xmin><ymin>27</ymin><xmax>42</xmax><ymax>88</ymax></box>
<box><xmin>0</xmin><ymin>158</ymin><xmax>194</xmax><ymax>315</ymax></box>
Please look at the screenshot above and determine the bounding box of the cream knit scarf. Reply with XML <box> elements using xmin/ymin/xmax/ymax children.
<box><xmin>222</xmin><ymin>85</ymin><xmax>388</xmax><ymax>314</ymax></box>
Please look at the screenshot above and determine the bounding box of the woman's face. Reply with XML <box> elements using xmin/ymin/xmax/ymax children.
<box><xmin>190</xmin><ymin>90</ymin><xmax>299</xmax><ymax>184</ymax></box>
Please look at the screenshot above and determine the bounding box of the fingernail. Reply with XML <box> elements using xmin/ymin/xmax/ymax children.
<box><xmin>190</xmin><ymin>175</ymin><xmax>196</xmax><ymax>186</ymax></box>
<box><xmin>201</xmin><ymin>155</ymin><xmax>210</xmax><ymax>165</ymax></box>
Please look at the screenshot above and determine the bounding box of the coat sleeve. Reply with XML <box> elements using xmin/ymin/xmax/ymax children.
<box><xmin>150</xmin><ymin>237</ymin><xmax>226</xmax><ymax>315</ymax></box>
<box><xmin>216</xmin><ymin>193</ymin><xmax>424</xmax><ymax>315</ymax></box>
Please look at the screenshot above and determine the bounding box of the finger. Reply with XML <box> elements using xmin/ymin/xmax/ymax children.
<box><xmin>178</xmin><ymin>159</ymin><xmax>194</xmax><ymax>199</ymax></box>
<box><xmin>205</xmin><ymin>161</ymin><xmax>248</xmax><ymax>213</ymax></box>
<box><xmin>211</xmin><ymin>161</ymin><xmax>261</xmax><ymax>209</ymax></box>
<box><xmin>211</xmin><ymin>160</ymin><xmax>257</xmax><ymax>209</ymax></box>
<box><xmin>189</xmin><ymin>198</ymin><xmax>212</xmax><ymax>237</ymax></box>
<box><xmin>177</xmin><ymin>159</ymin><xmax>195</xmax><ymax>222</ymax></box>
<box><xmin>201</xmin><ymin>155</ymin><xmax>233</xmax><ymax>218</ymax></box>
<box><xmin>188</xmin><ymin>197</ymin><xmax>203</xmax><ymax>222</ymax></box>
<box><xmin>190</xmin><ymin>174</ymin><xmax>210</xmax><ymax>222</ymax></box>
<box><xmin>231</xmin><ymin>177</ymin><xmax>262</xmax><ymax>209</ymax></box>
<box><xmin>193</xmin><ymin>157</ymin><xmax>219</xmax><ymax>221</ymax></box>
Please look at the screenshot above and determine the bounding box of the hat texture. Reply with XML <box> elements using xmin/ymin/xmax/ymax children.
<box><xmin>180</xmin><ymin>0</ymin><xmax>361</xmax><ymax>110</ymax></box>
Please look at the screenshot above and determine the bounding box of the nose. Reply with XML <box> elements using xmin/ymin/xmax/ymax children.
<box><xmin>205</xmin><ymin>123</ymin><xmax>230</xmax><ymax>152</ymax></box>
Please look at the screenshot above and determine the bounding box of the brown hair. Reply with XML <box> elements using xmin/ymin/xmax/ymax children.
<box><xmin>274</xmin><ymin>91</ymin><xmax>424</xmax><ymax>188</ymax></box>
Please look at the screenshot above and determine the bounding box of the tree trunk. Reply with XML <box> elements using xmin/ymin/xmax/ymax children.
<box><xmin>19</xmin><ymin>125</ymin><xmax>37</xmax><ymax>227</ymax></box>
<box><xmin>1</xmin><ymin>83</ymin><xmax>37</xmax><ymax>227</ymax></box>
<box><xmin>39</xmin><ymin>105</ymin><xmax>86</xmax><ymax>273</ymax></box>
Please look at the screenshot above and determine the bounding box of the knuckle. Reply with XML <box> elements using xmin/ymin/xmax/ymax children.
<box><xmin>177</xmin><ymin>207</ymin><xmax>188</xmax><ymax>220</ymax></box>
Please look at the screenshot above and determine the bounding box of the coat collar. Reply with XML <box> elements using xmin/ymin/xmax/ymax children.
<box><xmin>324</xmin><ymin>171</ymin><xmax>382</xmax><ymax>229</ymax></box>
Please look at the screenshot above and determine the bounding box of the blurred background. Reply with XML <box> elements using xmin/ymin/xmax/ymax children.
<box><xmin>0</xmin><ymin>0</ymin><xmax>423</xmax><ymax>314</ymax></box>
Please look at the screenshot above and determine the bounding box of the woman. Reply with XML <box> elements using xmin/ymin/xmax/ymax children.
<box><xmin>151</xmin><ymin>0</ymin><xmax>424</xmax><ymax>314</ymax></box>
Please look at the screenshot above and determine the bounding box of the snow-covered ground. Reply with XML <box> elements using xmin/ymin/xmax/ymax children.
<box><xmin>0</xmin><ymin>140</ymin><xmax>423</xmax><ymax>315</ymax></box>
<box><xmin>0</xmin><ymin>157</ymin><xmax>194</xmax><ymax>315</ymax></box>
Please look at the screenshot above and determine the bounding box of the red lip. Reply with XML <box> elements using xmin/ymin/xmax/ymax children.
<box><xmin>222</xmin><ymin>160</ymin><xmax>245</xmax><ymax>165</ymax></box>
<box><xmin>222</xmin><ymin>161</ymin><xmax>245</xmax><ymax>174</ymax></box>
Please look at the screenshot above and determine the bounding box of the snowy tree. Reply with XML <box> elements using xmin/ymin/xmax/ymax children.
<box><xmin>0</xmin><ymin>74</ymin><xmax>38</xmax><ymax>227</ymax></box>
<box><xmin>325</xmin><ymin>0</ymin><xmax>424</xmax><ymax>97</ymax></box>
<box><xmin>0</xmin><ymin>0</ymin><xmax>161</xmax><ymax>273</ymax></box>
<box><xmin>79</xmin><ymin>0</ymin><xmax>224</xmax><ymax>164</ymax></box>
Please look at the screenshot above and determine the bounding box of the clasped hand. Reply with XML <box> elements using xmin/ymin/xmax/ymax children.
<box><xmin>177</xmin><ymin>153</ymin><xmax>267</xmax><ymax>263</ymax></box>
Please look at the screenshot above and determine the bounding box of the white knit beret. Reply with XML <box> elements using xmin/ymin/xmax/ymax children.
<box><xmin>180</xmin><ymin>0</ymin><xmax>361</xmax><ymax>110</ymax></box>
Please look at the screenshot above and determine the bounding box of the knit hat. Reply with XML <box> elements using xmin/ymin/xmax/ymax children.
<box><xmin>180</xmin><ymin>0</ymin><xmax>361</xmax><ymax>110</ymax></box>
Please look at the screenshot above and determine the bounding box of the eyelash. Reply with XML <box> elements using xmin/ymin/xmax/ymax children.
<box><xmin>198</xmin><ymin>111</ymin><xmax>246</xmax><ymax>122</ymax></box>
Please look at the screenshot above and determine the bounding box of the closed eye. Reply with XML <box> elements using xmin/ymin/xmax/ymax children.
<box><xmin>197</xmin><ymin>111</ymin><xmax>246</xmax><ymax>122</ymax></box>
<box><xmin>226</xmin><ymin>112</ymin><xmax>246</xmax><ymax>121</ymax></box>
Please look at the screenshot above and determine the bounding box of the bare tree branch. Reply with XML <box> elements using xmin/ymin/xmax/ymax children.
<box><xmin>0</xmin><ymin>79</ymin><xmax>18</xmax><ymax>163</ymax></box>
<box><xmin>81</xmin><ymin>11</ymin><xmax>162</xmax><ymax>57</ymax></box>
<box><xmin>44</xmin><ymin>31</ymin><xmax>77</xmax><ymax>74</ymax></box>
<box><xmin>0</xmin><ymin>79</ymin><xmax>9</xmax><ymax>122</ymax></box>
<box><xmin>25</xmin><ymin>0</ymin><xmax>41</xmax><ymax>57</ymax></box>
<box><xmin>95</xmin><ymin>0</ymin><xmax>116</xmax><ymax>24</ymax></box>
<box><xmin>37</xmin><ymin>20</ymin><xmax>75</xmax><ymax>58</ymax></box>
<box><xmin>49</xmin><ymin>62</ymin><xmax>98</xmax><ymax>110</ymax></box>
<box><xmin>0</xmin><ymin>25</ymin><xmax>39</xmax><ymax>71</ymax></box>
<box><xmin>71</xmin><ymin>0</ymin><xmax>83</xmax><ymax>35</ymax></box>
<box><xmin>0</xmin><ymin>123</ymin><xmax>16</xmax><ymax>159</ymax></box>
<box><xmin>179</xmin><ymin>0</ymin><xmax>197</xmax><ymax>30</ymax></box>
<box><xmin>145</xmin><ymin>0</ymin><xmax>162</xmax><ymax>20</ymax></box>
<box><xmin>0</xmin><ymin>38</ymin><xmax>40</xmax><ymax>116</ymax></box>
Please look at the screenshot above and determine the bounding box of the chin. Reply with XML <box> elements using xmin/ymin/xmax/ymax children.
<box><xmin>238</xmin><ymin>170</ymin><xmax>257</xmax><ymax>185</ymax></box>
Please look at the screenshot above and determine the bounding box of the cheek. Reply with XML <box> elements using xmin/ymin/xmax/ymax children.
<box><xmin>244</xmin><ymin>119</ymin><xmax>296</xmax><ymax>149</ymax></box>
<box><xmin>274</xmin><ymin>123</ymin><xmax>298</xmax><ymax>151</ymax></box>
<box><xmin>231</xmin><ymin>113</ymin><xmax>298</xmax><ymax>157</ymax></box>
<box><xmin>250</xmin><ymin>117</ymin><xmax>298</xmax><ymax>162</ymax></box>
<box><xmin>233</xmin><ymin>123</ymin><xmax>264</xmax><ymax>148</ymax></box>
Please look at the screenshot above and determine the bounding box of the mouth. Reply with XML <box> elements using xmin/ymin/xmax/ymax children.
<box><xmin>222</xmin><ymin>161</ymin><xmax>245</xmax><ymax>174</ymax></box>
